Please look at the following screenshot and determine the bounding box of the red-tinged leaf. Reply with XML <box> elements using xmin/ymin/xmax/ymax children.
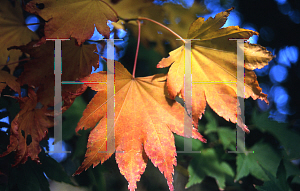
<box><xmin>157</xmin><ymin>8</ymin><xmax>274</xmax><ymax>132</ymax></box>
<box><xmin>25</xmin><ymin>0</ymin><xmax>118</xmax><ymax>45</ymax></box>
<box><xmin>73</xmin><ymin>60</ymin><xmax>206</xmax><ymax>191</ymax></box>
<box><xmin>12</xmin><ymin>38</ymin><xmax>98</xmax><ymax>108</ymax></box>
<box><xmin>0</xmin><ymin>88</ymin><xmax>53</xmax><ymax>166</ymax></box>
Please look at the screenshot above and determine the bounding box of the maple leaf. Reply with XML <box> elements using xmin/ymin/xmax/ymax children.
<box><xmin>103</xmin><ymin>0</ymin><xmax>206</xmax><ymax>54</ymax></box>
<box><xmin>12</xmin><ymin>38</ymin><xmax>98</xmax><ymax>107</ymax></box>
<box><xmin>74</xmin><ymin>60</ymin><xmax>206</xmax><ymax>191</ymax></box>
<box><xmin>133</xmin><ymin>2</ymin><xmax>207</xmax><ymax>54</ymax></box>
<box><xmin>103</xmin><ymin>0</ymin><xmax>154</xmax><ymax>19</ymax></box>
<box><xmin>0</xmin><ymin>0</ymin><xmax>39</xmax><ymax>74</ymax></box>
<box><xmin>187</xmin><ymin>148</ymin><xmax>235</xmax><ymax>189</ymax></box>
<box><xmin>0</xmin><ymin>70</ymin><xmax>21</xmax><ymax>95</ymax></box>
<box><xmin>157</xmin><ymin>8</ymin><xmax>274</xmax><ymax>131</ymax></box>
<box><xmin>0</xmin><ymin>88</ymin><xmax>53</xmax><ymax>166</ymax></box>
<box><xmin>25</xmin><ymin>0</ymin><xmax>118</xmax><ymax>45</ymax></box>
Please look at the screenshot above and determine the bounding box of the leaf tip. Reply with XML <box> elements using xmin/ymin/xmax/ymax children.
<box><xmin>243</xmin><ymin>125</ymin><xmax>250</xmax><ymax>134</ymax></box>
<box><xmin>227</xmin><ymin>7</ymin><xmax>235</xmax><ymax>12</ymax></box>
<box><xmin>73</xmin><ymin>168</ymin><xmax>84</xmax><ymax>176</ymax></box>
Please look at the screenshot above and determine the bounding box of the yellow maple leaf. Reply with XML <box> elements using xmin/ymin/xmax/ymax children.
<box><xmin>157</xmin><ymin>8</ymin><xmax>274</xmax><ymax>131</ymax></box>
<box><xmin>0</xmin><ymin>0</ymin><xmax>39</xmax><ymax>74</ymax></box>
<box><xmin>103</xmin><ymin>0</ymin><xmax>207</xmax><ymax>54</ymax></box>
<box><xmin>25</xmin><ymin>0</ymin><xmax>118</xmax><ymax>45</ymax></box>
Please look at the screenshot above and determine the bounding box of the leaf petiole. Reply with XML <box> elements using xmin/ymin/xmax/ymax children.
<box><xmin>138</xmin><ymin>17</ymin><xmax>186</xmax><ymax>43</ymax></box>
<box><xmin>25</xmin><ymin>23</ymin><xmax>42</xmax><ymax>26</ymax></box>
<box><xmin>0</xmin><ymin>58</ymin><xmax>31</xmax><ymax>66</ymax></box>
<box><xmin>132</xmin><ymin>20</ymin><xmax>141</xmax><ymax>78</ymax></box>
<box><xmin>118</xmin><ymin>16</ymin><xmax>186</xmax><ymax>43</ymax></box>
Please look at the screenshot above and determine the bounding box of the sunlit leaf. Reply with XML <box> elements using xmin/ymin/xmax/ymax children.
<box><xmin>74</xmin><ymin>60</ymin><xmax>206</xmax><ymax>191</ymax></box>
<box><xmin>158</xmin><ymin>8</ymin><xmax>273</xmax><ymax>131</ymax></box>
<box><xmin>25</xmin><ymin>0</ymin><xmax>118</xmax><ymax>45</ymax></box>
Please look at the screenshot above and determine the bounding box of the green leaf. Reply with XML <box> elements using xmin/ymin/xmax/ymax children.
<box><xmin>203</xmin><ymin>109</ymin><xmax>218</xmax><ymax>134</ymax></box>
<box><xmin>11</xmin><ymin>160</ymin><xmax>50</xmax><ymax>191</ymax></box>
<box><xmin>202</xmin><ymin>109</ymin><xmax>236</xmax><ymax>151</ymax></box>
<box><xmin>256</xmin><ymin>159</ymin><xmax>289</xmax><ymax>191</ymax></box>
<box><xmin>174</xmin><ymin>134</ymin><xmax>204</xmax><ymax>152</ymax></box>
<box><xmin>252</xmin><ymin>110</ymin><xmax>300</xmax><ymax>159</ymax></box>
<box><xmin>276</xmin><ymin>159</ymin><xmax>289</xmax><ymax>191</ymax></box>
<box><xmin>236</xmin><ymin>143</ymin><xmax>279</xmax><ymax>181</ymax></box>
<box><xmin>186</xmin><ymin>148</ymin><xmax>234</xmax><ymax>189</ymax></box>
<box><xmin>62</xmin><ymin>96</ymin><xmax>86</xmax><ymax>140</ymax></box>
<box><xmin>236</xmin><ymin>151</ymin><xmax>269</xmax><ymax>182</ymax></box>
<box><xmin>89</xmin><ymin>165</ymin><xmax>107</xmax><ymax>190</ymax></box>
<box><xmin>39</xmin><ymin>151</ymin><xmax>73</xmax><ymax>185</ymax></box>
<box><xmin>0</xmin><ymin>145</ymin><xmax>72</xmax><ymax>191</ymax></box>
<box><xmin>1</xmin><ymin>131</ymin><xmax>49</xmax><ymax>191</ymax></box>
<box><xmin>217</xmin><ymin>127</ymin><xmax>236</xmax><ymax>151</ymax></box>
<box><xmin>235</xmin><ymin>142</ymin><xmax>300</xmax><ymax>184</ymax></box>
<box><xmin>72</xmin><ymin>129</ymin><xmax>90</xmax><ymax>159</ymax></box>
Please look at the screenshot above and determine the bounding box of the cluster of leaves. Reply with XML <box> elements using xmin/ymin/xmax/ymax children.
<box><xmin>0</xmin><ymin>0</ymin><xmax>299</xmax><ymax>191</ymax></box>
<box><xmin>179</xmin><ymin>108</ymin><xmax>300</xmax><ymax>190</ymax></box>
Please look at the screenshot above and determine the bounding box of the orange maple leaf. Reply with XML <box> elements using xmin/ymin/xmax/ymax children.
<box><xmin>157</xmin><ymin>8</ymin><xmax>274</xmax><ymax>131</ymax></box>
<box><xmin>25</xmin><ymin>0</ymin><xmax>118</xmax><ymax>45</ymax></box>
<box><xmin>0</xmin><ymin>88</ymin><xmax>53</xmax><ymax>166</ymax></box>
<box><xmin>74</xmin><ymin>60</ymin><xmax>206</xmax><ymax>191</ymax></box>
<box><xmin>12</xmin><ymin>38</ymin><xmax>98</xmax><ymax>107</ymax></box>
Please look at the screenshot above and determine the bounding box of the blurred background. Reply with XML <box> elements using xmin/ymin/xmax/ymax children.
<box><xmin>1</xmin><ymin>0</ymin><xmax>300</xmax><ymax>190</ymax></box>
